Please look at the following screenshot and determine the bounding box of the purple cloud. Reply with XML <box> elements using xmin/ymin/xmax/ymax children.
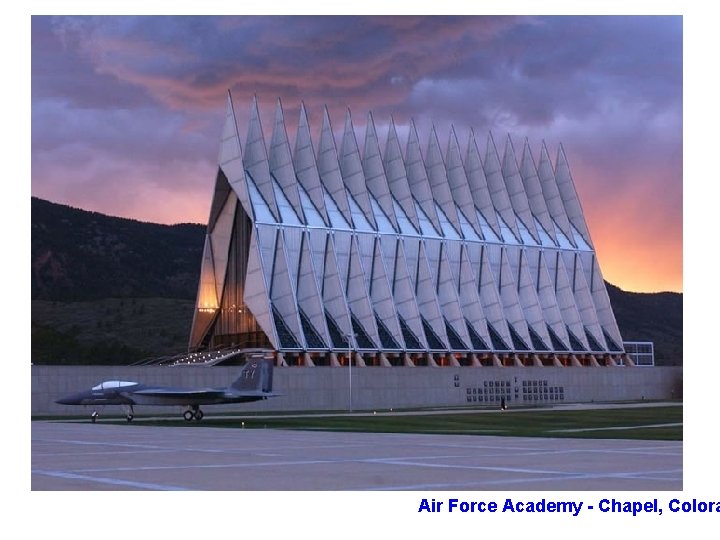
<box><xmin>31</xmin><ymin>15</ymin><xmax>682</xmax><ymax>292</ymax></box>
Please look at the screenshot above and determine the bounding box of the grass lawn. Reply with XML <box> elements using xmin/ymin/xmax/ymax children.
<box><xmin>84</xmin><ymin>404</ymin><xmax>683</xmax><ymax>440</ymax></box>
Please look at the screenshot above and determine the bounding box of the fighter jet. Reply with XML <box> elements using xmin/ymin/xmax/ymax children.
<box><xmin>56</xmin><ymin>359</ymin><xmax>276</xmax><ymax>423</ymax></box>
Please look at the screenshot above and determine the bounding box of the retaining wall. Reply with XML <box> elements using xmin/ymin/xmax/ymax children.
<box><xmin>32</xmin><ymin>364</ymin><xmax>683</xmax><ymax>416</ymax></box>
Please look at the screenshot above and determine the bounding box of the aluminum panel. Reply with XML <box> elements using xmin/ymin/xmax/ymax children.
<box><xmin>405</xmin><ymin>121</ymin><xmax>442</xmax><ymax>234</ymax></box>
<box><xmin>484</xmin><ymin>134</ymin><xmax>521</xmax><ymax>240</ymax></box>
<box><xmin>425</xmin><ymin>126</ymin><xmax>462</xmax><ymax>235</ymax></box>
<box><xmin>293</xmin><ymin>103</ymin><xmax>330</xmax><ymax>226</ymax></box>
<box><xmin>498</xmin><ymin>248</ymin><xmax>532</xmax><ymax>347</ymax></box>
<box><xmin>384</xmin><ymin>119</ymin><xmax>420</xmax><ymax>230</ymax></box>
<box><xmin>270</xmin><ymin>230</ymin><xmax>305</xmax><ymax>348</ymax></box>
<box><xmin>269</xmin><ymin>100</ymin><xmax>306</xmax><ymax>224</ymax></box>
<box><xmin>296</xmin><ymin>232</ymin><xmax>331</xmax><ymax>348</ymax></box>
<box><xmin>369</xmin><ymin>237</ymin><xmax>404</xmax><ymax>349</ymax></box>
<box><xmin>446</xmin><ymin>127</ymin><xmax>483</xmax><ymax>237</ymax></box>
<box><xmin>465</xmin><ymin>130</ymin><xmax>502</xmax><ymax>239</ymax></box>
<box><xmin>415</xmin><ymin>241</ymin><xmax>449</xmax><ymax>347</ymax></box>
<box><xmin>243</xmin><ymin>230</ymin><xmax>278</xmax><ymax>349</ymax></box>
<box><xmin>390</xmin><ymin>239</ymin><xmax>428</xmax><ymax>349</ymax></box>
<box><xmin>458</xmin><ymin>245</ymin><xmax>493</xmax><ymax>348</ymax></box>
<box><xmin>555</xmin><ymin>145</ymin><xmax>593</xmax><ymax>248</ymax></box>
<box><xmin>501</xmin><ymin>136</ymin><xmax>540</xmax><ymax>244</ymax></box>
<box><xmin>363</xmin><ymin>112</ymin><xmax>398</xmax><ymax>230</ymax></box>
<box><xmin>243</xmin><ymin>97</ymin><xmax>280</xmax><ymax>222</ymax></box>
<box><xmin>340</xmin><ymin>111</ymin><xmax>377</xmax><ymax>229</ymax></box>
<box><xmin>519</xmin><ymin>141</ymin><xmax>557</xmax><ymax>245</ymax></box>
<box><xmin>537</xmin><ymin>142</ymin><xmax>575</xmax><ymax>247</ymax></box>
<box><xmin>317</xmin><ymin>107</ymin><xmax>353</xmax><ymax>226</ymax></box>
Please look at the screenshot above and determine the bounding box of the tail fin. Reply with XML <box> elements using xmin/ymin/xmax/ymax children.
<box><xmin>230</xmin><ymin>358</ymin><xmax>274</xmax><ymax>393</ymax></box>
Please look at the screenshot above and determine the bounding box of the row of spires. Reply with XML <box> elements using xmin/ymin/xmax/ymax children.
<box><xmin>191</xmin><ymin>94</ymin><xmax>623</xmax><ymax>355</ymax></box>
<box><xmin>221</xmin><ymin>93</ymin><xmax>592</xmax><ymax>252</ymax></box>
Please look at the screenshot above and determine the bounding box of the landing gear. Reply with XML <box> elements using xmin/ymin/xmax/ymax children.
<box><xmin>124</xmin><ymin>405</ymin><xmax>135</xmax><ymax>422</ymax></box>
<box><xmin>183</xmin><ymin>406</ymin><xmax>204</xmax><ymax>421</ymax></box>
<box><xmin>91</xmin><ymin>411</ymin><xmax>99</xmax><ymax>423</ymax></box>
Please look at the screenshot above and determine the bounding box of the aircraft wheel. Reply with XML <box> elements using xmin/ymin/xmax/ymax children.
<box><xmin>183</xmin><ymin>410</ymin><xmax>194</xmax><ymax>421</ymax></box>
<box><xmin>126</xmin><ymin>414</ymin><xmax>134</xmax><ymax>423</ymax></box>
<box><xmin>194</xmin><ymin>410</ymin><xmax>204</xmax><ymax>421</ymax></box>
<box><xmin>91</xmin><ymin>414</ymin><xmax>97</xmax><ymax>424</ymax></box>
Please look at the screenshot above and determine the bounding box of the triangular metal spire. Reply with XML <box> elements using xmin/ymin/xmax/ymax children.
<box><xmin>484</xmin><ymin>133</ymin><xmax>521</xmax><ymax>241</ymax></box>
<box><xmin>340</xmin><ymin>110</ymin><xmax>377</xmax><ymax>229</ymax></box>
<box><xmin>369</xmin><ymin>237</ymin><xmax>404</xmax><ymax>349</ymax></box>
<box><xmin>498</xmin><ymin>247</ymin><xmax>532</xmax><ymax>349</ymax></box>
<box><xmin>255</xmin><ymin>224</ymin><xmax>277</xmax><ymax>291</ymax></box>
<box><xmin>474</xmin><ymin>244</ymin><xmax>513</xmax><ymax>349</ymax></box>
<box><xmin>458</xmin><ymin>245</ymin><xmax>493</xmax><ymax>349</ymax></box>
<box><xmin>446</xmin><ymin>126</ymin><xmax>483</xmax><ymax>237</ymax></box>
<box><xmin>363</xmin><ymin>112</ymin><xmax>399</xmax><ymax>231</ymax></box>
<box><xmin>243</xmin><ymin>228</ymin><xmax>278</xmax><ymax>349</ymax></box>
<box><xmin>515</xmin><ymin>249</ymin><xmax>554</xmax><ymax>350</ymax></box>
<box><xmin>270</xmin><ymin>230</ymin><xmax>305</xmax><ymax>349</ymax></box>
<box><xmin>345</xmin><ymin>236</ymin><xmax>380</xmax><ymax>348</ymax></box>
<box><xmin>519</xmin><ymin>140</ymin><xmax>558</xmax><ymax>245</ymax></box>
<box><xmin>296</xmin><ymin>232</ymin><xmax>331</xmax><ymax>349</ymax></box>
<box><xmin>436</xmin><ymin>242</ymin><xmax>472</xmax><ymax>349</ymax></box>
<box><xmin>555</xmin><ymin>144</ymin><xmax>593</xmax><ymax>248</ymax></box>
<box><xmin>465</xmin><ymin>129</ymin><xmax>502</xmax><ymax>239</ymax></box>
<box><xmin>243</xmin><ymin>96</ymin><xmax>281</xmax><ymax>222</ymax></box>
<box><xmin>321</xmin><ymin>234</ymin><xmax>354</xmax><ymax>348</ymax></box>
<box><xmin>533</xmin><ymin>250</ymin><xmax>572</xmax><ymax>350</ymax></box>
<box><xmin>207</xmin><ymin>172</ymin><xmax>233</xmax><ymax>233</ymax></box>
<box><xmin>269</xmin><ymin>99</ymin><xmax>306</xmax><ymax>224</ymax></box>
<box><xmin>552</xmin><ymin>250</ymin><xmax>590</xmax><ymax>350</ymax></box>
<box><xmin>585</xmin><ymin>253</ymin><xmax>624</xmax><ymax>351</ymax></box>
<box><xmin>384</xmin><ymin>119</ymin><xmax>421</xmax><ymax>231</ymax></box>
<box><xmin>217</xmin><ymin>92</ymin><xmax>253</xmax><ymax>222</ymax></box>
<box><xmin>293</xmin><ymin>102</ymin><xmax>330</xmax><ymax>226</ymax></box>
<box><xmin>316</xmin><ymin>106</ymin><xmax>354</xmax><ymax>226</ymax></box>
<box><xmin>405</xmin><ymin>121</ymin><xmax>442</xmax><ymax>234</ymax></box>
<box><xmin>282</xmin><ymin>227</ymin><xmax>302</xmax><ymax>295</ymax></box>
<box><xmin>561</xmin><ymin>251</ymin><xmax>606</xmax><ymax>350</ymax></box>
<box><xmin>425</xmin><ymin>125</ymin><xmax>462</xmax><ymax>236</ymax></box>
<box><xmin>537</xmin><ymin>141</ymin><xmax>575</xmax><ymax>247</ymax></box>
<box><xmin>502</xmin><ymin>135</ymin><xmax>540</xmax><ymax>244</ymax></box>
<box><xmin>389</xmin><ymin>238</ymin><xmax>427</xmax><ymax>349</ymax></box>
<box><xmin>416</xmin><ymin>241</ymin><xmax>449</xmax><ymax>349</ymax></box>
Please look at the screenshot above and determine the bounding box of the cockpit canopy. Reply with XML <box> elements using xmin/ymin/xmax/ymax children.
<box><xmin>91</xmin><ymin>380</ymin><xmax>138</xmax><ymax>391</ymax></box>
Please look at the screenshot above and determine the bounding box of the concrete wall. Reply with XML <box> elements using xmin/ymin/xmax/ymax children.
<box><xmin>32</xmin><ymin>364</ymin><xmax>682</xmax><ymax>416</ymax></box>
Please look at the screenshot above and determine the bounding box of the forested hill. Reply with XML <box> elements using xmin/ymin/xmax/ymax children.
<box><xmin>31</xmin><ymin>197</ymin><xmax>205</xmax><ymax>301</ymax></box>
<box><xmin>606</xmin><ymin>283</ymin><xmax>682</xmax><ymax>365</ymax></box>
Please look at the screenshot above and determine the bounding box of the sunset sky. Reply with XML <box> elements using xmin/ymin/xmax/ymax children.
<box><xmin>30</xmin><ymin>15</ymin><xmax>682</xmax><ymax>293</ymax></box>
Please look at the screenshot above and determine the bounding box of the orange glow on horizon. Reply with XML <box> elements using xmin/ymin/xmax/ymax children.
<box><xmin>69</xmin><ymin>194</ymin><xmax>683</xmax><ymax>295</ymax></box>
<box><xmin>577</xmin><ymin>165</ymin><xmax>682</xmax><ymax>294</ymax></box>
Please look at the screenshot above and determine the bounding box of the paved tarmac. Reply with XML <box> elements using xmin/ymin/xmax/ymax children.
<box><xmin>31</xmin><ymin>420</ymin><xmax>682</xmax><ymax>491</ymax></box>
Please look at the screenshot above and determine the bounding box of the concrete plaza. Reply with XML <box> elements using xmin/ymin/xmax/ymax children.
<box><xmin>31</xmin><ymin>421</ymin><xmax>681</xmax><ymax>491</ymax></box>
